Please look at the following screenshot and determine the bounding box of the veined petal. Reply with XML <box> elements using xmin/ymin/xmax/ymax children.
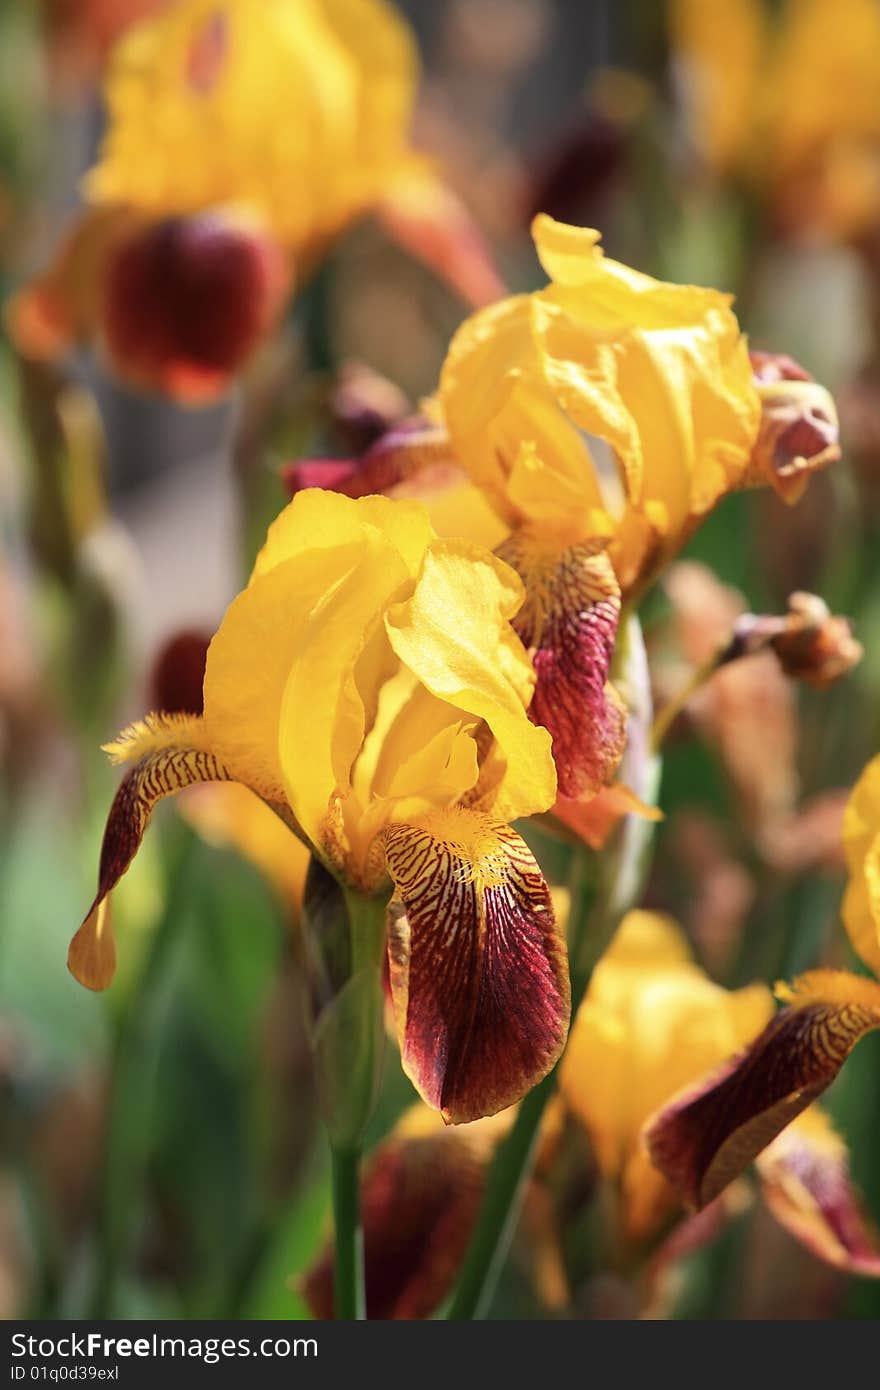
<box><xmin>645</xmin><ymin>969</ymin><xmax>880</xmax><ymax>1209</ymax></box>
<box><xmin>384</xmin><ymin>809</ymin><xmax>570</xmax><ymax>1123</ymax></box>
<box><xmin>497</xmin><ymin>532</ymin><xmax>626</xmax><ymax>798</ymax></box>
<box><xmin>757</xmin><ymin>1107</ymin><xmax>880</xmax><ymax>1277</ymax></box>
<box><xmin>385</xmin><ymin>539</ymin><xmax>557</xmax><ymax>824</ymax></box>
<box><xmin>69</xmin><ymin>713</ymin><xmax>232</xmax><ymax>989</ymax></box>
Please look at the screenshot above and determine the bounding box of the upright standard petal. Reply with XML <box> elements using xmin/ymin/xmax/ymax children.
<box><xmin>69</xmin><ymin>714</ymin><xmax>232</xmax><ymax>989</ymax></box>
<box><xmin>384</xmin><ymin>808</ymin><xmax>570</xmax><ymax>1123</ymax></box>
<box><xmin>384</xmin><ymin>538</ymin><xmax>557</xmax><ymax>824</ymax></box>
<box><xmin>645</xmin><ymin>970</ymin><xmax>880</xmax><ymax>1209</ymax></box>
<box><xmin>497</xmin><ymin>532</ymin><xmax>626</xmax><ymax>799</ymax></box>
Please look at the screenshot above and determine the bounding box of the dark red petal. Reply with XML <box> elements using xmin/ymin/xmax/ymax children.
<box><xmin>498</xmin><ymin>534</ymin><xmax>626</xmax><ymax>799</ymax></box>
<box><xmin>280</xmin><ymin>417</ymin><xmax>449</xmax><ymax>500</ymax></box>
<box><xmin>101</xmin><ymin>213</ymin><xmax>289</xmax><ymax>401</ymax></box>
<box><xmin>384</xmin><ymin>811</ymin><xmax>570</xmax><ymax>1124</ymax></box>
<box><xmin>150</xmin><ymin>629</ymin><xmax>211</xmax><ymax>716</ymax></box>
<box><xmin>644</xmin><ymin>974</ymin><xmax>880</xmax><ymax>1209</ymax></box>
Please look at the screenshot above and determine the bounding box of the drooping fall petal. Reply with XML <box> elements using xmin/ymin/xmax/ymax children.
<box><xmin>100</xmin><ymin>211</ymin><xmax>289</xmax><ymax>401</ymax></box>
<box><xmin>497</xmin><ymin>532</ymin><xmax>626</xmax><ymax>798</ymax></box>
<box><xmin>69</xmin><ymin>714</ymin><xmax>232</xmax><ymax>989</ymax></box>
<box><xmin>757</xmin><ymin>1107</ymin><xmax>880</xmax><ymax>1277</ymax></box>
<box><xmin>384</xmin><ymin>808</ymin><xmax>569</xmax><ymax>1123</ymax></box>
<box><xmin>645</xmin><ymin>970</ymin><xmax>880</xmax><ymax>1209</ymax></box>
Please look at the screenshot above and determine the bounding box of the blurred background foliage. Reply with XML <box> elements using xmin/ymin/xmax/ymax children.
<box><xmin>2</xmin><ymin>0</ymin><xmax>880</xmax><ymax>1320</ymax></box>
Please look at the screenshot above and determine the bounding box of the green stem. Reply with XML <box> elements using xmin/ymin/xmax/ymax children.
<box><xmin>331</xmin><ymin>1146</ymin><xmax>365</xmax><ymax>1320</ymax></box>
<box><xmin>86</xmin><ymin>842</ymin><xmax>189</xmax><ymax>1318</ymax></box>
<box><xmin>446</xmin><ymin>1069</ymin><xmax>557</xmax><ymax>1320</ymax></box>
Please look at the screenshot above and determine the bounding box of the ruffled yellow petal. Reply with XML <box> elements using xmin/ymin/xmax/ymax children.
<box><xmin>384</xmin><ymin>538</ymin><xmax>557</xmax><ymax>824</ymax></box>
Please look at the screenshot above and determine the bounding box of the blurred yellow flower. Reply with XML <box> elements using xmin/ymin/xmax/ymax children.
<box><xmin>647</xmin><ymin>753</ymin><xmax>880</xmax><ymax>1219</ymax></box>
<box><xmin>671</xmin><ymin>0</ymin><xmax>880</xmax><ymax>239</ymax></box>
<box><xmin>71</xmin><ymin>490</ymin><xmax>568</xmax><ymax>1124</ymax></box>
<box><xmin>9</xmin><ymin>0</ymin><xmax>501</xmax><ymax>399</ymax></box>
<box><xmin>560</xmin><ymin>910</ymin><xmax>772</xmax><ymax>1241</ymax></box>
<box><xmin>561</xmin><ymin>908</ymin><xmax>880</xmax><ymax>1274</ymax></box>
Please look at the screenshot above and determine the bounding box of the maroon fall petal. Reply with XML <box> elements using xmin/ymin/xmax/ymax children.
<box><xmin>100</xmin><ymin>212</ymin><xmax>289</xmax><ymax>401</ymax></box>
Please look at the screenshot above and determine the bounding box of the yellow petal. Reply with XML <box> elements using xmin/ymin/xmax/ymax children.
<box><xmin>384</xmin><ymin>538</ymin><xmax>557</xmax><ymax>824</ymax></box>
<box><xmin>85</xmin><ymin>0</ymin><xmax>420</xmax><ymax>250</ymax></box>
<box><xmin>842</xmin><ymin>753</ymin><xmax>880</xmax><ymax>976</ymax></box>
<box><xmin>561</xmin><ymin>910</ymin><xmax>773</xmax><ymax>1238</ymax></box>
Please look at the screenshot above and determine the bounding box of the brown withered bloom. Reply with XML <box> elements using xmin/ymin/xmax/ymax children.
<box><xmin>743</xmin><ymin>351</ymin><xmax>841</xmax><ymax>504</ymax></box>
<box><xmin>725</xmin><ymin>591</ymin><xmax>863</xmax><ymax>690</ymax></box>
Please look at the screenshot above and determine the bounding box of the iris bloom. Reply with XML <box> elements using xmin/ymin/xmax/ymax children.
<box><xmin>10</xmin><ymin>0</ymin><xmax>502</xmax><ymax>400</ymax></box>
<box><xmin>561</xmin><ymin>911</ymin><xmax>880</xmax><ymax>1273</ymax></box>
<box><xmin>646</xmin><ymin>753</ymin><xmax>880</xmax><ymax>1222</ymax></box>
<box><xmin>299</xmin><ymin>217</ymin><xmax>838</xmax><ymax>801</ymax></box>
<box><xmin>671</xmin><ymin>0</ymin><xmax>880</xmax><ymax>240</ymax></box>
<box><xmin>70</xmin><ymin>490</ymin><xmax>569</xmax><ymax>1124</ymax></box>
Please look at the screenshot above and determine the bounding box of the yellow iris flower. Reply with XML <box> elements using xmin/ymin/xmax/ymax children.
<box><xmin>9</xmin><ymin>0</ymin><xmax>501</xmax><ymax>399</ymax></box>
<box><xmin>646</xmin><ymin>754</ymin><xmax>880</xmax><ymax>1219</ymax></box>
<box><xmin>562</xmin><ymin>911</ymin><xmax>880</xmax><ymax>1273</ymax></box>
<box><xmin>70</xmin><ymin>490</ymin><xmax>569</xmax><ymax>1124</ymax></box>
<box><xmin>671</xmin><ymin>0</ymin><xmax>880</xmax><ymax>239</ymax></box>
<box><xmin>316</xmin><ymin>217</ymin><xmax>837</xmax><ymax>802</ymax></box>
<box><xmin>560</xmin><ymin>910</ymin><xmax>772</xmax><ymax>1242</ymax></box>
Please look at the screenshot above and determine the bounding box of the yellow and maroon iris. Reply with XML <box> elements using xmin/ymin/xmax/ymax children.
<box><xmin>292</xmin><ymin>217</ymin><xmax>838</xmax><ymax>803</ymax></box>
<box><xmin>560</xmin><ymin>908</ymin><xmax>880</xmax><ymax>1272</ymax></box>
<box><xmin>71</xmin><ymin>490</ymin><xmax>568</xmax><ymax>1124</ymax></box>
<box><xmin>9</xmin><ymin>0</ymin><xmax>502</xmax><ymax>399</ymax></box>
<box><xmin>646</xmin><ymin>753</ymin><xmax>880</xmax><ymax>1212</ymax></box>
